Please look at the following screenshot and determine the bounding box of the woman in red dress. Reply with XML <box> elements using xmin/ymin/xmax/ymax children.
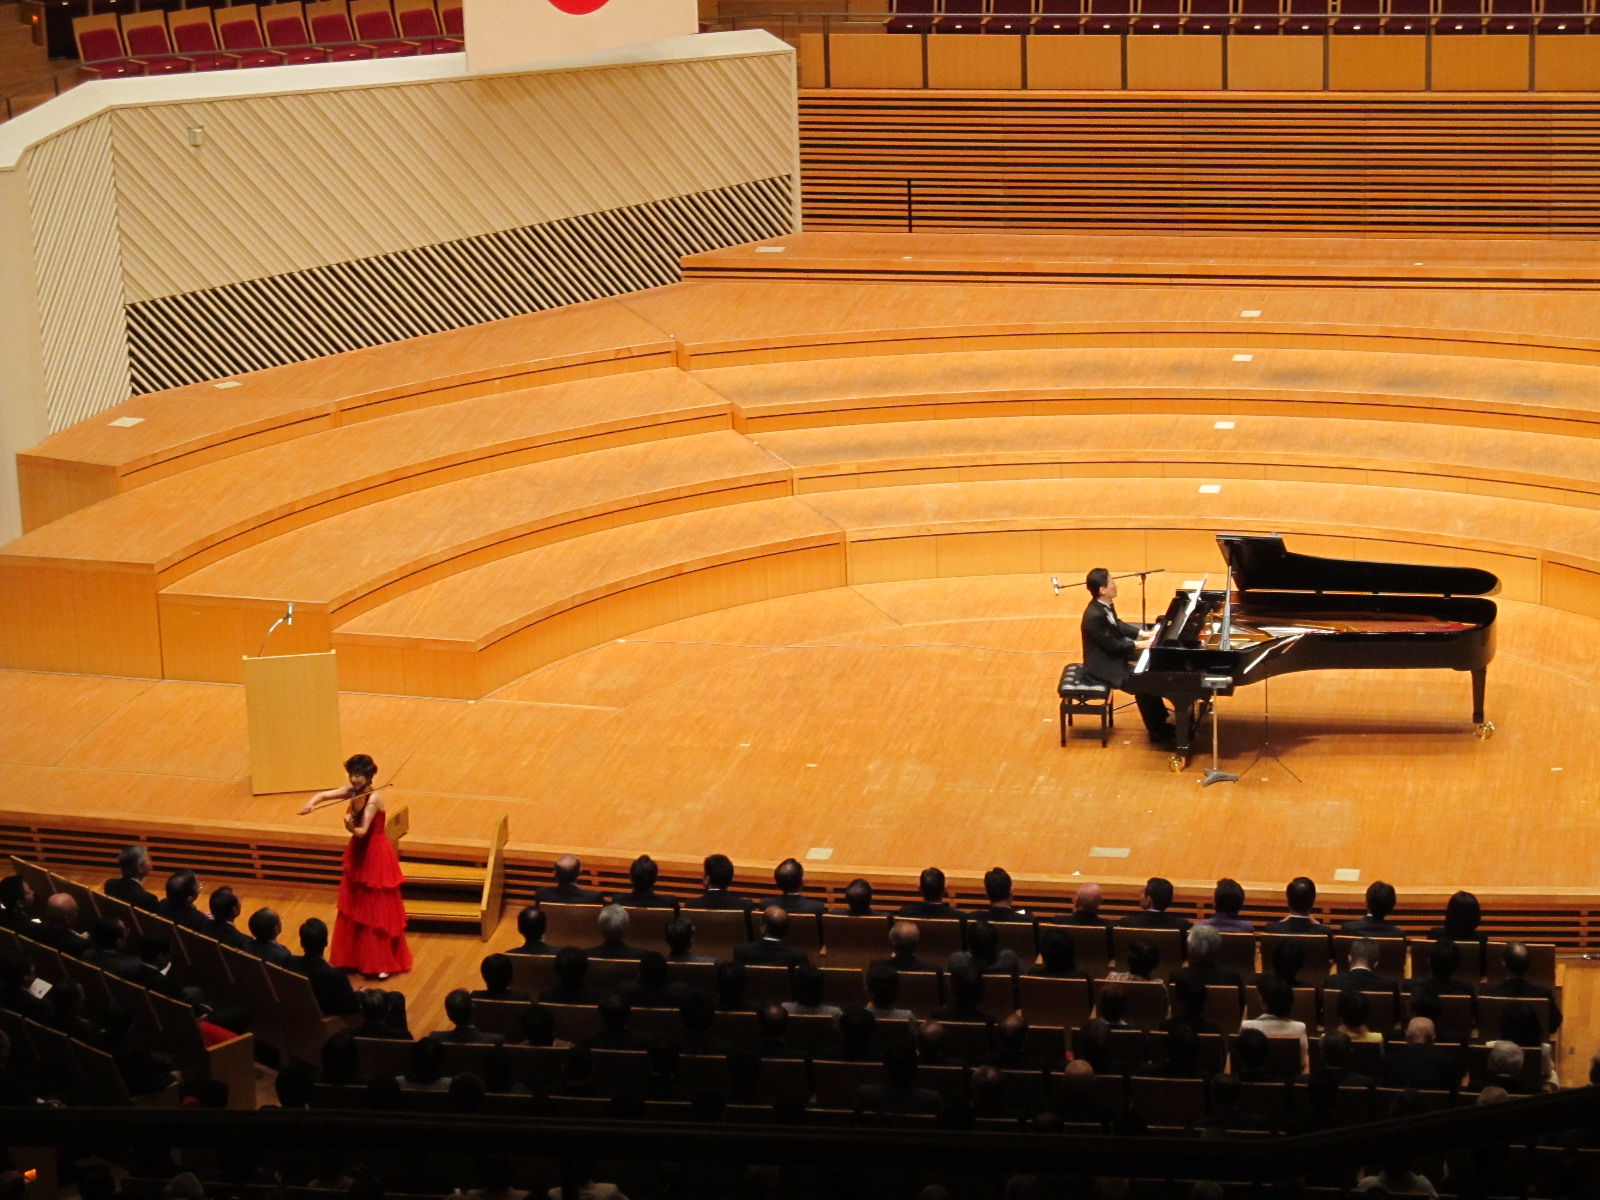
<box><xmin>301</xmin><ymin>754</ymin><xmax>412</xmax><ymax>979</ymax></box>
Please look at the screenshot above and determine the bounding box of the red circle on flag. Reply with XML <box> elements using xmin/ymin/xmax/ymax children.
<box><xmin>546</xmin><ymin>0</ymin><xmax>612</xmax><ymax>12</ymax></box>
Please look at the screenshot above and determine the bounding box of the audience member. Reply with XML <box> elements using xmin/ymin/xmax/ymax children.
<box><xmin>838</xmin><ymin>878</ymin><xmax>876</xmax><ymax>916</ymax></box>
<box><xmin>1334</xmin><ymin>988</ymin><xmax>1383</xmax><ymax>1044</ymax></box>
<box><xmin>98</xmin><ymin>1003</ymin><xmax>179</xmax><ymax>1095</ymax></box>
<box><xmin>664</xmin><ymin>916</ymin><xmax>713</xmax><ymax>964</ymax></box>
<box><xmin>83</xmin><ymin>918</ymin><xmax>141</xmax><ymax>976</ymax></box>
<box><xmin>1053</xmin><ymin>1058</ymin><xmax>1112</xmax><ymax>1128</ymax></box>
<box><xmin>517</xmin><ymin>1004</ymin><xmax>559</xmax><ymax>1048</ymax></box>
<box><xmin>1172</xmin><ymin>925</ymin><xmax>1241</xmax><ymax>989</ymax></box>
<box><xmin>448</xmin><ymin>1071</ymin><xmax>487</xmax><ymax>1115</ymax></box>
<box><xmin>1382</xmin><ymin>1018</ymin><xmax>1463</xmax><ymax>1091</ymax></box>
<box><xmin>157</xmin><ymin>869</ymin><xmax>208</xmax><ymax>932</ymax></box>
<box><xmin>1096</xmin><ymin>983</ymin><xmax>1131</xmax><ymax>1029</ymax></box>
<box><xmin>1240</xmin><ymin>976</ymin><xmax>1308</xmax><ymax>1071</ymax></box>
<box><xmin>246</xmin><ymin>908</ymin><xmax>292</xmax><ymax>965</ymax></box>
<box><xmin>1481</xmin><ymin>941</ymin><xmax>1562</xmax><ymax>1033</ymax></box>
<box><xmin>1497</xmin><ymin>1000</ymin><xmax>1557</xmax><ymax>1090</ymax></box>
<box><xmin>1106</xmin><ymin>939</ymin><xmax>1160</xmax><ymax>983</ymax></box>
<box><xmin>856</xmin><ymin>1041</ymin><xmax>940</xmax><ymax>1116</ymax></box>
<box><xmin>472</xmin><ymin>953</ymin><xmax>528</xmax><ymax>1002</ymax></box>
<box><xmin>874</xmin><ymin>921</ymin><xmax>937</xmax><ymax>974</ymax></box>
<box><xmin>620</xmin><ymin>951</ymin><xmax>686</xmax><ymax>1010</ymax></box>
<box><xmin>617</xmin><ymin>855</ymin><xmax>675</xmax><ymax>909</ymax></box>
<box><xmin>1409</xmin><ymin>938</ymin><xmax>1473</xmax><ymax>1001</ymax></box>
<box><xmin>547</xmin><ymin>1158</ymin><xmax>628</xmax><ymax>1200</ymax></box>
<box><xmin>768</xmin><ymin>858</ymin><xmax>825</xmax><ymax>914</ymax></box>
<box><xmin>952</xmin><ymin>918</ymin><xmax>1019</xmax><ymax>978</ymax></box>
<box><xmin>1031</xmin><ymin>929</ymin><xmax>1088</xmax><ymax>980</ymax></box>
<box><xmin>507</xmin><ymin>907</ymin><xmax>552</xmax><ymax>956</ymax></box>
<box><xmin>202</xmin><ymin>886</ymin><xmax>250</xmax><ymax>949</ymax></box>
<box><xmin>1428</xmin><ymin>890</ymin><xmax>1485</xmax><ymax>952</ymax></box>
<box><xmin>682</xmin><ymin>854</ymin><xmax>754</xmax><ymax>911</ymax></box>
<box><xmin>1324</xmin><ymin>937</ymin><xmax>1401</xmax><ymax>1011</ymax></box>
<box><xmin>106</xmin><ymin>845</ymin><xmax>160</xmax><ymax>912</ymax></box>
<box><xmin>36</xmin><ymin>893</ymin><xmax>89</xmax><ymax>957</ymax></box>
<box><xmin>985</xmin><ymin>1013</ymin><xmax>1047</xmax><ymax>1072</ymax></box>
<box><xmin>1340</xmin><ymin>880</ymin><xmax>1406</xmax><ymax>938</ymax></box>
<box><xmin>1263</xmin><ymin>877</ymin><xmax>1332</xmax><ymax>935</ymax></box>
<box><xmin>971</xmin><ymin>867</ymin><xmax>1029</xmax><ymax>922</ymax></box>
<box><xmin>1164</xmin><ymin>975</ymin><xmax>1220</xmax><ymax>1036</ymax></box>
<box><xmin>540</xmin><ymin>948</ymin><xmax>600</xmax><ymax>1006</ymax></box>
<box><xmin>677</xmin><ymin>991</ymin><xmax>734</xmax><ymax>1057</ymax></box>
<box><xmin>784</xmin><ymin>964</ymin><xmax>840</xmax><ymax>1018</ymax></box>
<box><xmin>864</xmin><ymin>962</ymin><xmax>914</xmax><ymax>1020</ymax></box>
<box><xmin>735</xmin><ymin>906</ymin><xmax>809</xmax><ymax>967</ymax></box>
<box><xmin>399</xmin><ymin>1037</ymin><xmax>451</xmax><ymax>1092</ymax></box>
<box><xmin>1152</xmin><ymin>1023</ymin><xmax>1205</xmax><ymax>1079</ymax></box>
<box><xmin>1204</xmin><ymin>1073</ymin><xmax>1271</xmax><ymax>1136</ymax></box>
<box><xmin>1306</xmin><ymin>1030</ymin><xmax>1374</xmax><ymax>1087</ymax></box>
<box><xmin>320</xmin><ymin>1030</ymin><xmax>363</xmax><ymax>1086</ymax></box>
<box><xmin>896</xmin><ymin>867</ymin><xmax>965</xmax><ymax>920</ymax></box>
<box><xmin>288</xmin><ymin>918</ymin><xmax>360</xmax><ymax>1016</ymax></box>
<box><xmin>1482</xmin><ymin>1039</ymin><xmax>1530</xmax><ymax>1094</ymax></box>
<box><xmin>1054</xmin><ymin>882</ymin><xmax>1110</xmax><ymax>927</ymax></box>
<box><xmin>45</xmin><ymin>979</ymin><xmax>98</xmax><ymax>1041</ymax></box>
<box><xmin>534</xmin><ymin>855</ymin><xmax>605</xmax><ymax>905</ymax></box>
<box><xmin>1115</xmin><ymin>877</ymin><xmax>1189</xmax><ymax>938</ymax></box>
<box><xmin>932</xmin><ymin>962</ymin><xmax>995</xmax><ymax>1030</ymax></box>
<box><xmin>0</xmin><ymin>877</ymin><xmax>36</xmax><ymax>931</ymax></box>
<box><xmin>587</xmin><ymin>905</ymin><xmax>647</xmax><ymax>961</ymax></box>
<box><xmin>1257</xmin><ymin>938</ymin><xmax>1308</xmax><ymax>988</ymax></box>
<box><xmin>829</xmin><ymin>1007</ymin><xmax>878</xmax><ymax>1061</ymax></box>
<box><xmin>582</xmin><ymin>993</ymin><xmax>651</xmax><ymax>1051</ymax></box>
<box><xmin>355</xmin><ymin>988</ymin><xmax>411</xmax><ymax>1040</ymax></box>
<box><xmin>1355</xmin><ymin>1152</ymin><xmax>1438</xmax><ymax>1198</ymax></box>
<box><xmin>751</xmin><ymin>1002</ymin><xmax>804</xmax><ymax>1059</ymax></box>
<box><xmin>1194</xmin><ymin>878</ymin><xmax>1252</xmax><ymax>932</ymax></box>
<box><xmin>715</xmin><ymin>961</ymin><xmax>752</xmax><ymax>1012</ymax></box>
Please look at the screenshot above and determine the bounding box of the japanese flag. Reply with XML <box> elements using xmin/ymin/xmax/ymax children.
<box><xmin>466</xmin><ymin>0</ymin><xmax>700</xmax><ymax>72</ymax></box>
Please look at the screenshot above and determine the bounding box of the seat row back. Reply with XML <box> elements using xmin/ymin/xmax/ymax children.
<box><xmin>73</xmin><ymin>0</ymin><xmax>462</xmax><ymax>78</ymax></box>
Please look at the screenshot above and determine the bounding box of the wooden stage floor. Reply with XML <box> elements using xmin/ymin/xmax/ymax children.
<box><xmin>3</xmin><ymin>573</ymin><xmax>1597</xmax><ymax>895</ymax></box>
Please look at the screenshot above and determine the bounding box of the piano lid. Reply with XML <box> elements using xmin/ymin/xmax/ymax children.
<box><xmin>1218</xmin><ymin>535</ymin><xmax>1500</xmax><ymax>597</ymax></box>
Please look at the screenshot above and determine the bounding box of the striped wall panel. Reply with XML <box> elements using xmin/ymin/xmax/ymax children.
<box><xmin>23</xmin><ymin>116</ymin><xmax>134</xmax><ymax>433</ymax></box>
<box><xmin>126</xmin><ymin>175</ymin><xmax>794</xmax><ymax>394</ymax></box>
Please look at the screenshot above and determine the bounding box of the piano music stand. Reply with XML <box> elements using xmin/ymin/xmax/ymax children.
<box><xmin>1236</xmin><ymin>636</ymin><xmax>1308</xmax><ymax>784</ymax></box>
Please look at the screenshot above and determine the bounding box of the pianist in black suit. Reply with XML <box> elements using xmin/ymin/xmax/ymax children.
<box><xmin>1080</xmin><ymin>568</ymin><xmax>1172</xmax><ymax>740</ymax></box>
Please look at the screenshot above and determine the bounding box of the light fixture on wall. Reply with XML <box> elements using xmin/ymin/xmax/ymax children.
<box><xmin>185</xmin><ymin>126</ymin><xmax>204</xmax><ymax>148</ymax></box>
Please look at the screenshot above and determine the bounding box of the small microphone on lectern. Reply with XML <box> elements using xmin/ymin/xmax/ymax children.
<box><xmin>286</xmin><ymin>602</ymin><xmax>295</xmax><ymax>627</ymax></box>
<box><xmin>1051</xmin><ymin>577</ymin><xmax>1060</xmax><ymax>595</ymax></box>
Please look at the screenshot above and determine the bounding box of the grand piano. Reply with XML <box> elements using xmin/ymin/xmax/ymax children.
<box><xmin>1126</xmin><ymin>535</ymin><xmax>1499</xmax><ymax>771</ymax></box>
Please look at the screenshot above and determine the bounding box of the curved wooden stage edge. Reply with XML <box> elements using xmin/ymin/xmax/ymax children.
<box><xmin>4</xmin><ymin>232</ymin><xmax>1600</xmax><ymax>956</ymax></box>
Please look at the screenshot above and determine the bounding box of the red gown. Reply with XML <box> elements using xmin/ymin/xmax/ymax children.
<box><xmin>330</xmin><ymin>805</ymin><xmax>413</xmax><ymax>976</ymax></box>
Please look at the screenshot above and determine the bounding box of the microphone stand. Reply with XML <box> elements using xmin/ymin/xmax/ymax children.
<box><xmin>1112</xmin><ymin>568</ymin><xmax>1166</xmax><ymax>627</ymax></box>
<box><xmin>1236</xmin><ymin>636</ymin><xmax>1306</xmax><ymax>783</ymax></box>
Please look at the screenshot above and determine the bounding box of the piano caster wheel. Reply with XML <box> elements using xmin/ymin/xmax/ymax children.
<box><xmin>1168</xmin><ymin>755</ymin><xmax>1185</xmax><ymax>773</ymax></box>
<box><xmin>1475</xmin><ymin>721</ymin><xmax>1496</xmax><ymax>740</ymax></box>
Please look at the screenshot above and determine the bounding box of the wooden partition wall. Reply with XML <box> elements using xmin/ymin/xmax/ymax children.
<box><xmin>798</xmin><ymin>30</ymin><xmax>1600</xmax><ymax>91</ymax></box>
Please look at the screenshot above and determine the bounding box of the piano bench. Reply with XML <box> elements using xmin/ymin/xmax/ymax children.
<box><xmin>1058</xmin><ymin>663</ymin><xmax>1114</xmax><ymax>748</ymax></box>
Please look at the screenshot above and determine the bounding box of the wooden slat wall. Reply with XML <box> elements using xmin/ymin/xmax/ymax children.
<box><xmin>799</xmin><ymin>91</ymin><xmax>1600</xmax><ymax>236</ymax></box>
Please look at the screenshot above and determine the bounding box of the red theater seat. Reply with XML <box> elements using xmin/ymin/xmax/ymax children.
<box><xmin>216</xmin><ymin>4</ymin><xmax>289</xmax><ymax>67</ymax></box>
<box><xmin>934</xmin><ymin>0</ymin><xmax>985</xmax><ymax>33</ymax></box>
<box><xmin>395</xmin><ymin>0</ymin><xmax>462</xmax><ymax>52</ymax></box>
<box><xmin>73</xmin><ymin>13</ymin><xmax>143</xmax><ymax>78</ymax></box>
<box><xmin>306</xmin><ymin>0</ymin><xmax>376</xmax><ymax>60</ymax></box>
<box><xmin>886</xmin><ymin>0</ymin><xmax>936</xmax><ymax>33</ymax></box>
<box><xmin>1033</xmin><ymin>0</ymin><xmax>1085</xmax><ymax>33</ymax></box>
<box><xmin>984</xmin><ymin>0</ymin><xmax>1033</xmax><ymax>32</ymax></box>
<box><xmin>262</xmin><ymin>2</ymin><xmax>329</xmax><ymax>63</ymax></box>
<box><xmin>120</xmin><ymin>11</ymin><xmax>192</xmax><ymax>74</ymax></box>
<box><xmin>350</xmin><ymin>0</ymin><xmax>421</xmax><ymax>56</ymax></box>
<box><xmin>168</xmin><ymin>8</ymin><xmax>242</xmax><ymax>70</ymax></box>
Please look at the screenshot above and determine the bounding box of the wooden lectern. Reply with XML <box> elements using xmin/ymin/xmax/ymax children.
<box><xmin>243</xmin><ymin>650</ymin><xmax>343</xmax><ymax>795</ymax></box>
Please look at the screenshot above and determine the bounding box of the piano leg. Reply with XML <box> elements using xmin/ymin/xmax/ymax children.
<box><xmin>1471</xmin><ymin>668</ymin><xmax>1495</xmax><ymax>739</ymax></box>
<box><xmin>1170</xmin><ymin>701</ymin><xmax>1198</xmax><ymax>772</ymax></box>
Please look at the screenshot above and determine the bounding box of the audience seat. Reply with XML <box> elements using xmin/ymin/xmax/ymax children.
<box><xmin>1019</xmin><ymin>975</ymin><xmax>1093</xmax><ymax>1029</ymax></box>
<box><xmin>1186</xmin><ymin>0</ymin><xmax>1231</xmax><ymax>31</ymax></box>
<box><xmin>508</xmin><ymin>954</ymin><xmax>558</xmax><ymax>996</ymax></box>
<box><xmin>119</xmin><ymin>11</ymin><xmax>191</xmax><ymax>73</ymax></box>
<box><xmin>540</xmin><ymin>903</ymin><xmax>605</xmax><ymax>948</ymax></box>
<box><xmin>356</xmin><ymin>1036</ymin><xmax>414</xmax><ymax>1080</ymax></box>
<box><xmin>1233</xmin><ymin>0</ymin><xmax>1284</xmax><ymax>31</ymax></box>
<box><xmin>1204</xmin><ymin>984</ymin><xmax>1244</xmax><ymax>1032</ymax></box>
<box><xmin>350</xmin><ymin>0</ymin><xmax>422</xmax><ymax>53</ymax></box>
<box><xmin>1214</xmin><ymin>932</ymin><xmax>1257</xmax><ymax>976</ymax></box>
<box><xmin>897</xmin><ymin>968</ymin><xmax>945</xmax><ymax>1017</ymax></box>
<box><xmin>1536</xmin><ymin>0</ymin><xmax>1588</xmax><ymax>31</ymax></box>
<box><xmin>743</xmin><ymin>964</ymin><xmax>794</xmax><ymax>1004</ymax></box>
<box><xmin>1033</xmin><ymin>0</ymin><xmax>1085</xmax><ymax>31</ymax></box>
<box><xmin>886</xmin><ymin>0</ymin><xmax>937</xmax><ymax>33</ymax></box>
<box><xmin>440</xmin><ymin>0</ymin><xmax>463</xmax><ymax>38</ymax></box>
<box><xmin>682</xmin><ymin>909</ymin><xmax>753</xmax><ymax>961</ymax></box>
<box><xmin>1097</xmin><ymin>979</ymin><xmax>1170</xmax><ymax>1030</ymax></box>
<box><xmin>214</xmin><ymin>5</ymin><xmax>287</xmax><ymax>67</ymax></box>
<box><xmin>902</xmin><ymin>917</ymin><xmax>964</xmax><ymax>962</ymax></box>
<box><xmin>1410</xmin><ymin>938</ymin><xmax>1484</xmax><ymax>983</ymax></box>
<box><xmin>1055</xmin><ymin>924</ymin><xmax>1111</xmax><ymax>978</ymax></box>
<box><xmin>1330</xmin><ymin>0</ymin><xmax>1382</xmax><ymax>32</ymax></box>
<box><xmin>305</xmin><ymin>0</ymin><xmax>376</xmax><ymax>59</ymax></box>
<box><xmin>1261</xmin><ymin>932</ymin><xmax>1333</xmax><ymax>977</ymax></box>
<box><xmin>168</xmin><ymin>8</ymin><xmax>241</xmax><ymax>70</ymax></box>
<box><xmin>261</xmin><ymin>2</ymin><xmax>328</xmax><ymax>63</ymax></box>
<box><xmin>1246</xmin><ymin>986</ymin><xmax>1318</xmax><ymax>1029</ymax></box>
<box><xmin>1132</xmin><ymin>0</ymin><xmax>1183</xmax><ymax>33</ymax></box>
<box><xmin>985</xmin><ymin>0</ymin><xmax>1034</xmax><ymax>32</ymax></box>
<box><xmin>394</xmin><ymin>0</ymin><xmax>461</xmax><ymax>51</ymax></box>
<box><xmin>1113</xmin><ymin>927</ymin><xmax>1184</xmax><ymax>980</ymax></box>
<box><xmin>934</xmin><ymin>0</ymin><xmax>985</xmax><ymax>32</ymax></box>
<box><xmin>1238</xmin><ymin>1079</ymin><xmax>1292</xmax><ymax>1128</ymax></box>
<box><xmin>621</xmin><ymin>906</ymin><xmax>680</xmax><ymax>954</ymax></box>
<box><xmin>1084</xmin><ymin>0</ymin><xmax>1134</xmax><ymax>33</ymax></box>
<box><xmin>73</xmin><ymin>13</ymin><xmax>143</xmax><ymax>78</ymax></box>
<box><xmin>1129</xmin><ymin>1075</ymin><xmax>1206</xmax><ymax>1130</ymax></box>
<box><xmin>1334</xmin><ymin>936</ymin><xmax>1407</xmax><ymax>977</ymax></box>
<box><xmin>821</xmin><ymin>914</ymin><xmax>889</xmax><ymax>970</ymax></box>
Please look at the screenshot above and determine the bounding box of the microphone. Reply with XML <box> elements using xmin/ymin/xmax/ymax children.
<box><xmin>1051</xmin><ymin>577</ymin><xmax>1061</xmax><ymax>595</ymax></box>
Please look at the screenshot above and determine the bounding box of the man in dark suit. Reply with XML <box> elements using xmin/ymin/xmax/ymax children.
<box><xmin>970</xmin><ymin>867</ymin><xmax>1030</xmax><ymax>923</ymax></box>
<box><xmin>428</xmin><ymin>988</ymin><xmax>505</xmax><ymax>1046</ymax></box>
<box><xmin>0</xmin><ymin>876</ymin><xmax>37</xmax><ymax>932</ymax></box>
<box><xmin>586</xmin><ymin>904</ymin><xmax>647</xmax><ymax>961</ymax></box>
<box><xmin>734</xmin><ymin>906</ymin><xmax>810</xmax><ymax>968</ymax></box>
<box><xmin>156</xmin><ymin>869</ymin><xmax>209</xmax><ymax>933</ymax></box>
<box><xmin>286</xmin><ymin>918</ymin><xmax>360</xmax><ymax>1017</ymax></box>
<box><xmin>1296</xmin><ymin>1031</ymin><xmax>1375</xmax><ymax>1089</ymax></box>
<box><xmin>36</xmin><ymin>894</ymin><xmax>90</xmax><ymax>958</ymax></box>
<box><xmin>1171</xmin><ymin>925</ymin><xmax>1241</xmax><ymax>990</ymax></box>
<box><xmin>767</xmin><ymin>858</ymin><xmax>826</xmax><ymax>915</ymax></box>
<box><xmin>681</xmin><ymin>854</ymin><xmax>755</xmax><ymax>912</ymax></box>
<box><xmin>1323</xmin><ymin>938</ymin><xmax>1402</xmax><ymax>1010</ymax></box>
<box><xmin>506</xmin><ymin>906</ymin><xmax>553</xmax><ymax>956</ymax></box>
<box><xmin>121</xmin><ymin>931</ymin><xmax>185</xmax><ymax>1000</ymax></box>
<box><xmin>83</xmin><ymin>918</ymin><xmax>142</xmax><ymax>977</ymax></box>
<box><xmin>871</xmin><ymin>921</ymin><xmax>939</xmax><ymax>975</ymax></box>
<box><xmin>202</xmin><ymin>887</ymin><xmax>251</xmax><ymax>950</ymax></box>
<box><xmin>1052</xmin><ymin>882</ymin><xmax>1111</xmax><ymax>928</ymax></box>
<box><xmin>533</xmin><ymin>855</ymin><xmax>605</xmax><ymax>905</ymax></box>
<box><xmin>856</xmin><ymin>1042</ymin><xmax>941</xmax><ymax>1117</ymax></box>
<box><xmin>895</xmin><ymin>867</ymin><xmax>965</xmax><ymax>920</ymax></box>
<box><xmin>836</xmin><ymin>878</ymin><xmax>878</xmax><ymax>916</ymax></box>
<box><xmin>1339</xmin><ymin>880</ymin><xmax>1406</xmax><ymax>939</ymax></box>
<box><xmin>1383</xmin><ymin>1017</ymin><xmax>1463</xmax><ymax>1091</ymax></box>
<box><xmin>105</xmin><ymin>846</ymin><xmax>159</xmax><ymax>912</ymax></box>
<box><xmin>1116</xmin><ymin>877</ymin><xmax>1190</xmax><ymax>940</ymax></box>
<box><xmin>1080</xmin><ymin>567</ymin><xmax>1171</xmax><ymax>740</ymax></box>
<box><xmin>0</xmin><ymin>953</ymin><xmax>53</xmax><ymax>1020</ymax></box>
<box><xmin>245</xmin><ymin>907</ymin><xmax>293</xmax><ymax>965</ymax></box>
<box><xmin>617</xmin><ymin>855</ymin><xmax>677</xmax><ymax>909</ymax></box>
<box><xmin>1480</xmin><ymin>941</ymin><xmax>1562</xmax><ymax>1034</ymax></box>
<box><xmin>1264</xmin><ymin>877</ymin><xmax>1334</xmax><ymax>936</ymax></box>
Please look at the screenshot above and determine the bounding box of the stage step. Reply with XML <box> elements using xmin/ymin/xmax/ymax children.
<box><xmin>403</xmin><ymin>898</ymin><xmax>484</xmax><ymax>923</ymax></box>
<box><xmin>403</xmin><ymin>862</ymin><xmax>486</xmax><ymax>889</ymax></box>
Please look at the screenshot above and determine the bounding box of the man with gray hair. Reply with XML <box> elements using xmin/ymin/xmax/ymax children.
<box><xmin>1484</xmin><ymin>1040</ymin><xmax>1529</xmax><ymax>1093</ymax></box>
<box><xmin>106</xmin><ymin>845</ymin><xmax>159</xmax><ymax>911</ymax></box>
<box><xmin>1172</xmin><ymin>924</ymin><xmax>1241</xmax><ymax>990</ymax></box>
<box><xmin>586</xmin><ymin>904</ymin><xmax>645</xmax><ymax>961</ymax></box>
